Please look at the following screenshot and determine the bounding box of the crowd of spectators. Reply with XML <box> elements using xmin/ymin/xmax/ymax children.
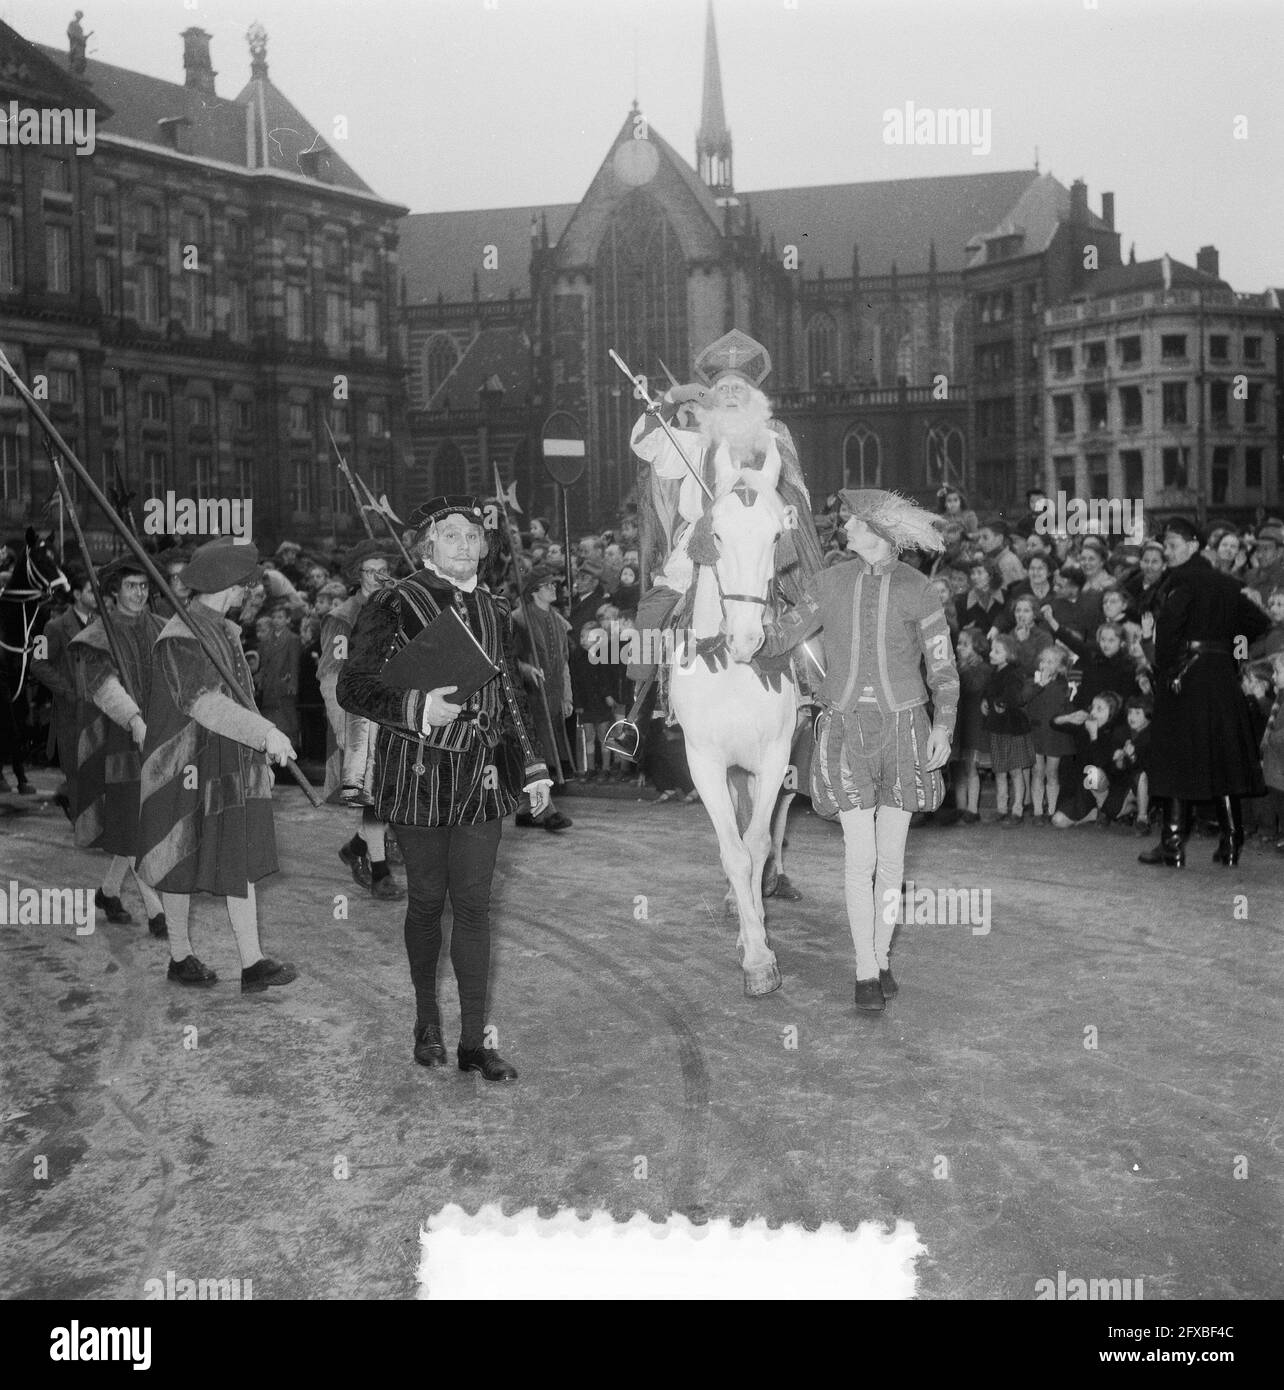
<box><xmin>5</xmin><ymin>489</ymin><xmax>1283</xmax><ymax>841</ymax></box>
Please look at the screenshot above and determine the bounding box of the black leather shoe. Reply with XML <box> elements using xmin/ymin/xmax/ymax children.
<box><xmin>879</xmin><ymin>967</ymin><xmax>899</xmax><ymax>1000</ymax></box>
<box><xmin>148</xmin><ymin>913</ymin><xmax>168</xmax><ymax>939</ymax></box>
<box><xmin>542</xmin><ymin>810</ymin><xmax>573</xmax><ymax>832</ymax></box>
<box><xmin>338</xmin><ymin>840</ymin><xmax>373</xmax><ymax>889</ymax></box>
<box><xmin>413</xmin><ymin>1024</ymin><xmax>447</xmax><ymax>1067</ymax></box>
<box><xmin>241</xmin><ymin>958</ymin><xmax>298</xmax><ymax>993</ymax></box>
<box><xmin>457</xmin><ymin>1045</ymin><xmax>518</xmax><ymax>1081</ymax></box>
<box><xmin>1138</xmin><ymin>798</ymin><xmax>1187</xmax><ymax>867</ymax></box>
<box><xmin>854</xmin><ymin>977</ymin><xmax>885</xmax><ymax>1013</ymax></box>
<box><xmin>95</xmin><ymin>889</ymin><xmax>133</xmax><ymax>924</ymax></box>
<box><xmin>167</xmin><ymin>954</ymin><xmax>217</xmax><ymax>986</ymax></box>
<box><xmin>1211</xmin><ymin>795</ymin><xmax>1245</xmax><ymax>866</ymax></box>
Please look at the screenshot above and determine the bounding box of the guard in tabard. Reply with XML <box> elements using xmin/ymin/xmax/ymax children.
<box><xmin>337</xmin><ymin>496</ymin><xmax>551</xmax><ymax>1082</ymax></box>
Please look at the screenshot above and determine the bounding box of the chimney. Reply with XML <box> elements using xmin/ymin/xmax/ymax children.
<box><xmin>1196</xmin><ymin>245</ymin><xmax>1220</xmax><ymax>279</ymax></box>
<box><xmin>1069</xmin><ymin>179</ymin><xmax>1088</xmax><ymax>224</ymax></box>
<box><xmin>1101</xmin><ymin>192</ymin><xmax>1115</xmax><ymax>230</ymax></box>
<box><xmin>182</xmin><ymin>27</ymin><xmax>217</xmax><ymax>94</ymax></box>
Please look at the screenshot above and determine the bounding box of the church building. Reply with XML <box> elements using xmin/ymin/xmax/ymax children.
<box><xmin>399</xmin><ymin>1</ymin><xmax>1123</xmax><ymax>532</ymax></box>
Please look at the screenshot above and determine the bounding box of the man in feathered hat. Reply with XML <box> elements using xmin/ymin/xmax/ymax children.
<box><xmin>628</xmin><ymin>329</ymin><xmax>824</xmax><ymax>684</ymax></box>
<box><xmin>746</xmin><ymin>489</ymin><xmax>958</xmax><ymax>1014</ymax></box>
<box><xmin>319</xmin><ymin>538</ymin><xmax>405</xmax><ymax>899</ymax></box>
<box><xmin>69</xmin><ymin>554</ymin><xmax>168</xmax><ymax>935</ymax></box>
<box><xmin>136</xmin><ymin>536</ymin><xmax>298</xmax><ymax>994</ymax></box>
<box><xmin>337</xmin><ymin>496</ymin><xmax>551</xmax><ymax>1081</ymax></box>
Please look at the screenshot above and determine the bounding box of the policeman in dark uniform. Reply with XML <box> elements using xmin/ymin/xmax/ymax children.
<box><xmin>338</xmin><ymin>497</ymin><xmax>551</xmax><ymax>1081</ymax></box>
<box><xmin>1139</xmin><ymin>516</ymin><xmax>1270</xmax><ymax>868</ymax></box>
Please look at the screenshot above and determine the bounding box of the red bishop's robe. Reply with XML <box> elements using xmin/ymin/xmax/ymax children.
<box><xmin>136</xmin><ymin>602</ymin><xmax>279</xmax><ymax>897</ymax></box>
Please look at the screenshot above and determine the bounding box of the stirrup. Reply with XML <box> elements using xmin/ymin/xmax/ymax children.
<box><xmin>603</xmin><ymin>718</ymin><xmax>641</xmax><ymax>762</ymax></box>
<box><xmin>604</xmin><ymin>674</ymin><xmax>656</xmax><ymax>762</ymax></box>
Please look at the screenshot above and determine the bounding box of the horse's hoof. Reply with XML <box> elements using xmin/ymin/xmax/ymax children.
<box><xmin>772</xmin><ymin>873</ymin><xmax>802</xmax><ymax>902</ymax></box>
<box><xmin>743</xmin><ymin>963</ymin><xmax>782</xmax><ymax>997</ymax></box>
<box><xmin>762</xmin><ymin>866</ymin><xmax>779</xmax><ymax>898</ymax></box>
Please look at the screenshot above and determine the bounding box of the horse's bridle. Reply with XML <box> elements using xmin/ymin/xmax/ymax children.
<box><xmin>1</xmin><ymin>546</ymin><xmax>70</xmax><ymax>699</ymax></box>
<box><xmin>708</xmin><ymin>560</ymin><xmax>770</xmax><ymax>617</ymax></box>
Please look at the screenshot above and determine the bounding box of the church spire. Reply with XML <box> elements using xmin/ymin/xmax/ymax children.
<box><xmin>697</xmin><ymin>0</ymin><xmax>733</xmax><ymax>196</ymax></box>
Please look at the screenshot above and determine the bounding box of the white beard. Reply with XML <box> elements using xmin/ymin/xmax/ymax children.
<box><xmin>697</xmin><ymin>394</ymin><xmax>773</xmax><ymax>462</ymax></box>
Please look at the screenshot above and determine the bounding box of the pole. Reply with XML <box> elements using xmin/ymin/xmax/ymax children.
<box><xmin>352</xmin><ymin>468</ymin><xmax>415</xmax><ymax>571</ymax></box>
<box><xmin>608</xmin><ymin>348</ymin><xmax>714</xmax><ymax>503</ymax></box>
<box><xmin>323</xmin><ymin>422</ymin><xmax>376</xmax><ymax>540</ymax></box>
<box><xmin>493</xmin><ymin>463</ymin><xmax>563</xmax><ymax>786</ymax></box>
<box><xmin>46</xmin><ymin>443</ymin><xmax>132</xmax><ymax>703</ymax></box>
<box><xmin>560</xmin><ymin>482</ymin><xmax>573</xmax><ymax>594</ymax></box>
<box><xmin>0</xmin><ymin>347</ymin><xmax>323</xmax><ymax>807</ymax></box>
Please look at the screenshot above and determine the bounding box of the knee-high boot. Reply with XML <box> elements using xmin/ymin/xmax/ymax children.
<box><xmin>1212</xmin><ymin>795</ymin><xmax>1245</xmax><ymax>866</ymax></box>
<box><xmin>1138</xmin><ymin>797</ymin><xmax>1187</xmax><ymax>868</ymax></box>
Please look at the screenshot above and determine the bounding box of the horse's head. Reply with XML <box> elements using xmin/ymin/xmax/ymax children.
<box><xmin>704</xmin><ymin>457</ymin><xmax>788</xmax><ymax>665</ymax></box>
<box><xmin>23</xmin><ymin>528</ymin><xmax>70</xmax><ymax>596</ymax></box>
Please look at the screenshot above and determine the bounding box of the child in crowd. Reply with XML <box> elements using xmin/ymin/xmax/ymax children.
<box><xmin>1041</xmin><ymin>610</ymin><xmax>1140</xmax><ymax>710</ymax></box>
<box><xmin>1051</xmin><ymin>690</ymin><xmax>1124</xmax><ymax>827</ymax></box>
<box><xmin>568</xmin><ymin>622</ymin><xmax>622</xmax><ymax>780</ymax></box>
<box><xmin>1247</xmin><ymin>588</ymin><xmax>1284</xmax><ymax>661</ymax></box>
<box><xmin>952</xmin><ymin>626</ymin><xmax>992</xmax><ymax>824</ymax></box>
<box><xmin>1259</xmin><ymin>653</ymin><xmax>1284</xmax><ymax>851</ymax></box>
<box><xmin>1006</xmin><ymin>594</ymin><xmax>1053</xmax><ymax>674</ymax></box>
<box><xmin>1111</xmin><ymin>694</ymin><xmax>1154</xmax><ymax>832</ymax></box>
<box><xmin>982</xmin><ymin>632</ymin><xmax>1035</xmax><ymax>825</ymax></box>
<box><xmin>1024</xmin><ymin>644</ymin><xmax>1076</xmax><ymax>824</ymax></box>
<box><xmin>957</xmin><ymin>559</ymin><xmax>1005</xmax><ymax>634</ymax></box>
<box><xmin>931</xmin><ymin>576</ymin><xmax>960</xmax><ymax>640</ymax></box>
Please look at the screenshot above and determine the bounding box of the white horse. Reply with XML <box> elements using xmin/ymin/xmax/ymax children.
<box><xmin>668</xmin><ymin>450</ymin><xmax>799</xmax><ymax>997</ymax></box>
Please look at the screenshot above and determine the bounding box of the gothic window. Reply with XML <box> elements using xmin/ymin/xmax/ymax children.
<box><xmin>433</xmin><ymin>440</ymin><xmax>467</xmax><ymax>495</ymax></box>
<box><xmin>925</xmin><ymin>424</ymin><xmax>965</xmax><ymax>489</ymax></box>
<box><xmin>842</xmin><ymin>425</ymin><xmax>881</xmax><ymax>487</ymax></box>
<box><xmin>806</xmin><ymin>313</ymin><xmax>837</xmax><ymax>384</ymax></box>
<box><xmin>425</xmin><ymin>335</ymin><xmax>459</xmax><ymax>402</ymax></box>
<box><xmin>591</xmin><ymin>191</ymin><xmax>689</xmax><ymax>513</ymax></box>
<box><xmin>896</xmin><ymin>333</ymin><xmax>914</xmax><ymax>385</ymax></box>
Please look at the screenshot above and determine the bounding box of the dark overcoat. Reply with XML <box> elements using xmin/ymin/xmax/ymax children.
<box><xmin>1148</xmin><ymin>555</ymin><xmax>1270</xmax><ymax>800</ymax></box>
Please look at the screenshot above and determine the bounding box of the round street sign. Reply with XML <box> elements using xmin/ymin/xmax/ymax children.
<box><xmin>541</xmin><ymin>411</ymin><xmax>586</xmax><ymax>486</ymax></box>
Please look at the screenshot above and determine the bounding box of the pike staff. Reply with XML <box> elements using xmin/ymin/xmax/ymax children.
<box><xmin>323</xmin><ymin>421</ymin><xmax>377</xmax><ymax>541</ymax></box>
<box><xmin>43</xmin><ymin>439</ymin><xmax>131</xmax><ymax>703</ymax></box>
<box><xmin>0</xmin><ymin>346</ymin><xmax>323</xmax><ymax>807</ymax></box>
<box><xmin>492</xmin><ymin>463</ymin><xmax>563</xmax><ymax>786</ymax></box>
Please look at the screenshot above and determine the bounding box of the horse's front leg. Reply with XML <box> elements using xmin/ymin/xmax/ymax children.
<box><xmin>686</xmin><ymin>749</ymin><xmax>781</xmax><ymax>997</ymax></box>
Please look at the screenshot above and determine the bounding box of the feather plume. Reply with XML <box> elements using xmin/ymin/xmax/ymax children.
<box><xmin>839</xmin><ymin>489</ymin><xmax>946</xmax><ymax>555</ymax></box>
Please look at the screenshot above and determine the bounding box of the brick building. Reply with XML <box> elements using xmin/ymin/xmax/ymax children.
<box><xmin>1041</xmin><ymin>252</ymin><xmax>1282</xmax><ymax>525</ymax></box>
<box><xmin>0</xmin><ymin>18</ymin><xmax>407</xmax><ymax>555</ymax></box>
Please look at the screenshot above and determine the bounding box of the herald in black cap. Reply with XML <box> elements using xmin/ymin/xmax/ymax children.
<box><xmin>409</xmin><ymin>495</ymin><xmax>485</xmax><ymax>530</ymax></box>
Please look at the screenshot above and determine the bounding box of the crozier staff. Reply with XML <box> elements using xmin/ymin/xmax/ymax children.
<box><xmin>748</xmin><ymin>490</ymin><xmax>958</xmax><ymax>1014</ymax></box>
<box><xmin>337</xmin><ymin>496</ymin><xmax>551</xmax><ymax>1083</ymax></box>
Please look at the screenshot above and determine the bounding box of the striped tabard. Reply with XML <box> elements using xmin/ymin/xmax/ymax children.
<box><xmin>336</xmin><ymin>569</ymin><xmax>548</xmax><ymax>826</ymax></box>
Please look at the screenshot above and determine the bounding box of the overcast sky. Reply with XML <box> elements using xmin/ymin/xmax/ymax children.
<box><xmin>5</xmin><ymin>0</ymin><xmax>1281</xmax><ymax>290</ymax></box>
